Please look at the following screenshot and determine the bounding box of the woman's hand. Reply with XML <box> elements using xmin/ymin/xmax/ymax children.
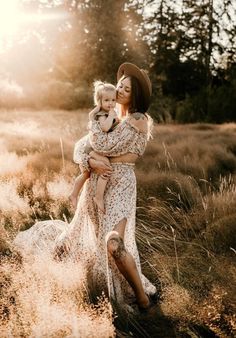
<box><xmin>89</xmin><ymin>158</ymin><xmax>112</xmax><ymax>177</ymax></box>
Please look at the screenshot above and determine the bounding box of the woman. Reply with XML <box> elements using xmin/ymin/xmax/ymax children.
<box><xmin>14</xmin><ymin>63</ymin><xmax>157</xmax><ymax>312</ymax></box>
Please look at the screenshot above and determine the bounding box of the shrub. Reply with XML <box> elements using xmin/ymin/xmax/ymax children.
<box><xmin>0</xmin><ymin>79</ymin><xmax>24</xmax><ymax>108</ymax></box>
<box><xmin>137</xmin><ymin>171</ymin><xmax>202</xmax><ymax>212</ymax></box>
<box><xmin>204</xmin><ymin>214</ymin><xmax>236</xmax><ymax>254</ymax></box>
<box><xmin>0</xmin><ymin>79</ymin><xmax>93</xmax><ymax>110</ymax></box>
<box><xmin>176</xmin><ymin>89</ymin><xmax>208</xmax><ymax>123</ymax></box>
<box><xmin>35</xmin><ymin>80</ymin><xmax>92</xmax><ymax>110</ymax></box>
<box><xmin>149</xmin><ymin>95</ymin><xmax>175</xmax><ymax>122</ymax></box>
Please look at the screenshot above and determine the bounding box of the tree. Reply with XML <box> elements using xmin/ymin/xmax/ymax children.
<box><xmin>144</xmin><ymin>0</ymin><xmax>236</xmax><ymax>122</ymax></box>
<box><xmin>39</xmin><ymin>0</ymin><xmax>149</xmax><ymax>83</ymax></box>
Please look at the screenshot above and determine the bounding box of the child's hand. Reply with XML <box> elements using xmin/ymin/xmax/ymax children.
<box><xmin>108</xmin><ymin>109</ymin><xmax>117</xmax><ymax>118</ymax></box>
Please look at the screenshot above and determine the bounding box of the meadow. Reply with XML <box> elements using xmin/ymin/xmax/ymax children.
<box><xmin>0</xmin><ymin>109</ymin><xmax>235</xmax><ymax>337</ymax></box>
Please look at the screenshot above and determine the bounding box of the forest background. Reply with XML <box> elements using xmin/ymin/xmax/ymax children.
<box><xmin>0</xmin><ymin>0</ymin><xmax>236</xmax><ymax>123</ymax></box>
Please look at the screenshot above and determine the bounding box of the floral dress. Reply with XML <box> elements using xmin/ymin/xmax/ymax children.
<box><xmin>14</xmin><ymin>115</ymin><xmax>156</xmax><ymax>306</ymax></box>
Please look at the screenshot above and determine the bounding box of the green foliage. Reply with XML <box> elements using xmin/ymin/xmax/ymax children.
<box><xmin>207</xmin><ymin>82</ymin><xmax>236</xmax><ymax>123</ymax></box>
<box><xmin>51</xmin><ymin>0</ymin><xmax>148</xmax><ymax>83</ymax></box>
<box><xmin>149</xmin><ymin>95</ymin><xmax>175</xmax><ymax>122</ymax></box>
<box><xmin>176</xmin><ymin>89</ymin><xmax>207</xmax><ymax>123</ymax></box>
<box><xmin>146</xmin><ymin>0</ymin><xmax>236</xmax><ymax>123</ymax></box>
<box><xmin>175</xmin><ymin>79</ymin><xmax>236</xmax><ymax>124</ymax></box>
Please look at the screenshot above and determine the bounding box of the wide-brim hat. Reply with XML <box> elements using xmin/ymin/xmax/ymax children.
<box><xmin>117</xmin><ymin>62</ymin><xmax>152</xmax><ymax>109</ymax></box>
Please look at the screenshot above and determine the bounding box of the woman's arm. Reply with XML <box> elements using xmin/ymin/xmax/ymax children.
<box><xmin>88</xmin><ymin>114</ymin><xmax>148</xmax><ymax>155</ymax></box>
<box><xmin>88</xmin><ymin>158</ymin><xmax>112</xmax><ymax>177</ymax></box>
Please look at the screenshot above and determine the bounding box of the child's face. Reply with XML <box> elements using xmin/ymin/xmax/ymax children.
<box><xmin>101</xmin><ymin>90</ymin><xmax>116</xmax><ymax>112</ymax></box>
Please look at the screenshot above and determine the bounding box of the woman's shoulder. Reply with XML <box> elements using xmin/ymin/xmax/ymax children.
<box><xmin>128</xmin><ymin>112</ymin><xmax>149</xmax><ymax>133</ymax></box>
<box><xmin>126</xmin><ymin>113</ymin><xmax>153</xmax><ymax>139</ymax></box>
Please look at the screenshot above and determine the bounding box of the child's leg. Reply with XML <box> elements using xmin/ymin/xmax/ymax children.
<box><xmin>90</xmin><ymin>153</ymin><xmax>111</xmax><ymax>213</ymax></box>
<box><xmin>93</xmin><ymin>176</ymin><xmax>108</xmax><ymax>213</ymax></box>
<box><xmin>69</xmin><ymin>170</ymin><xmax>90</xmax><ymax>209</ymax></box>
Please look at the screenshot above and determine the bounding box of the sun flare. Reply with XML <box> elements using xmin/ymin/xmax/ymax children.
<box><xmin>0</xmin><ymin>0</ymin><xmax>21</xmax><ymax>38</ymax></box>
<box><xmin>0</xmin><ymin>1</ymin><xmax>68</xmax><ymax>53</ymax></box>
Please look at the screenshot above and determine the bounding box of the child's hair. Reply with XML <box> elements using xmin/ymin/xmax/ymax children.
<box><xmin>93</xmin><ymin>81</ymin><xmax>116</xmax><ymax>105</ymax></box>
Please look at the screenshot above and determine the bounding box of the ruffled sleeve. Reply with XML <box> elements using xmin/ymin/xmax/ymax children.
<box><xmin>88</xmin><ymin>118</ymin><xmax>148</xmax><ymax>157</ymax></box>
<box><xmin>73</xmin><ymin>135</ymin><xmax>91</xmax><ymax>172</ymax></box>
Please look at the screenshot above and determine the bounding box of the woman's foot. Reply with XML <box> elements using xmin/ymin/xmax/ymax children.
<box><xmin>137</xmin><ymin>294</ymin><xmax>150</xmax><ymax>309</ymax></box>
<box><xmin>137</xmin><ymin>294</ymin><xmax>157</xmax><ymax>314</ymax></box>
<box><xmin>93</xmin><ymin>196</ymin><xmax>105</xmax><ymax>213</ymax></box>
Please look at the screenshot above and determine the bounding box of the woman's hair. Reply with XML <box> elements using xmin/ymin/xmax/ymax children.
<box><xmin>93</xmin><ymin>81</ymin><xmax>116</xmax><ymax>105</ymax></box>
<box><xmin>128</xmin><ymin>76</ymin><xmax>147</xmax><ymax>114</ymax></box>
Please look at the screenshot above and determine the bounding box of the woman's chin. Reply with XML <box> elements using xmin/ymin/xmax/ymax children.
<box><xmin>117</xmin><ymin>99</ymin><xmax>129</xmax><ymax>107</ymax></box>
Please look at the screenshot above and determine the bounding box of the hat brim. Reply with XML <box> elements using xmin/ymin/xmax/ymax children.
<box><xmin>117</xmin><ymin>62</ymin><xmax>152</xmax><ymax>108</ymax></box>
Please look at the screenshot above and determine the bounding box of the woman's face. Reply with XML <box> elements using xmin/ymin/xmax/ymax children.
<box><xmin>116</xmin><ymin>76</ymin><xmax>132</xmax><ymax>106</ymax></box>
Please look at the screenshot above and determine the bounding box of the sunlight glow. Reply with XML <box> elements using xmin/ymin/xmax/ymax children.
<box><xmin>0</xmin><ymin>1</ymin><xmax>67</xmax><ymax>53</ymax></box>
<box><xmin>0</xmin><ymin>0</ymin><xmax>21</xmax><ymax>37</ymax></box>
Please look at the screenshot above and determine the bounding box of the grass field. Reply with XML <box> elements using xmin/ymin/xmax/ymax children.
<box><xmin>0</xmin><ymin>109</ymin><xmax>236</xmax><ymax>337</ymax></box>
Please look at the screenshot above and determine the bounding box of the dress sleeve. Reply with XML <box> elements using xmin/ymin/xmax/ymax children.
<box><xmin>88</xmin><ymin>119</ymin><xmax>147</xmax><ymax>156</ymax></box>
<box><xmin>73</xmin><ymin>135</ymin><xmax>91</xmax><ymax>172</ymax></box>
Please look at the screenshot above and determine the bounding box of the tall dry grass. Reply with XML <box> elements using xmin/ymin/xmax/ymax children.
<box><xmin>0</xmin><ymin>109</ymin><xmax>235</xmax><ymax>337</ymax></box>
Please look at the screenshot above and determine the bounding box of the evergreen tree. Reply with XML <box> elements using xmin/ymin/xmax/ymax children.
<box><xmin>144</xmin><ymin>0</ymin><xmax>236</xmax><ymax>122</ymax></box>
<box><xmin>45</xmin><ymin>0</ymin><xmax>149</xmax><ymax>83</ymax></box>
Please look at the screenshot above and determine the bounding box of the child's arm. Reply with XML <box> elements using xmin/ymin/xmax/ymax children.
<box><xmin>98</xmin><ymin>109</ymin><xmax>117</xmax><ymax>132</ymax></box>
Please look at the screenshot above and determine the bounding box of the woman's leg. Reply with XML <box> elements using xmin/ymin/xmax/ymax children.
<box><xmin>106</xmin><ymin>219</ymin><xmax>149</xmax><ymax>309</ymax></box>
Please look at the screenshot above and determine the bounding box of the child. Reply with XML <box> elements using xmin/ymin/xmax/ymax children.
<box><xmin>69</xmin><ymin>81</ymin><xmax>119</xmax><ymax>212</ymax></box>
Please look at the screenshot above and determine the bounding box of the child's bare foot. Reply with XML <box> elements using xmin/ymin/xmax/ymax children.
<box><xmin>69</xmin><ymin>194</ymin><xmax>78</xmax><ymax>209</ymax></box>
<box><xmin>93</xmin><ymin>196</ymin><xmax>105</xmax><ymax>213</ymax></box>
